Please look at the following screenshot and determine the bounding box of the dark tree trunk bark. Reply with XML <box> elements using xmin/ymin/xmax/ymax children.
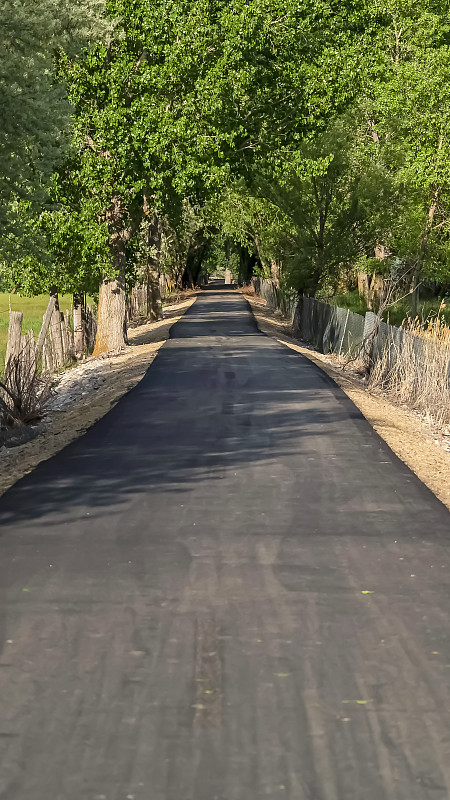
<box><xmin>144</xmin><ymin>209</ymin><xmax>164</xmax><ymax>321</ymax></box>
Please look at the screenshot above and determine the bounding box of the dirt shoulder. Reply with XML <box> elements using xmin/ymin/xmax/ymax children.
<box><xmin>244</xmin><ymin>290</ymin><xmax>450</xmax><ymax>513</ymax></box>
<box><xmin>0</xmin><ymin>294</ymin><xmax>197</xmax><ymax>497</ymax></box>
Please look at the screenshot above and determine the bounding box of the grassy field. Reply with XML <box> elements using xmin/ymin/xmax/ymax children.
<box><xmin>330</xmin><ymin>289</ymin><xmax>450</xmax><ymax>328</ymax></box>
<box><xmin>0</xmin><ymin>293</ymin><xmax>75</xmax><ymax>370</ymax></box>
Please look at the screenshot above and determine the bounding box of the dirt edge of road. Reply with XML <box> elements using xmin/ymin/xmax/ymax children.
<box><xmin>245</xmin><ymin>291</ymin><xmax>450</xmax><ymax>513</ymax></box>
<box><xmin>0</xmin><ymin>294</ymin><xmax>198</xmax><ymax>498</ymax></box>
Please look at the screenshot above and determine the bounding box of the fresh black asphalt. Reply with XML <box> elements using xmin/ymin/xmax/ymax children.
<box><xmin>0</xmin><ymin>289</ymin><xmax>449</xmax><ymax>799</ymax></box>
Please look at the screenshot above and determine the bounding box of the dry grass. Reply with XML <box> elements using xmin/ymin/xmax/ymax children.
<box><xmin>369</xmin><ymin>315</ymin><xmax>450</xmax><ymax>427</ymax></box>
<box><xmin>1</xmin><ymin>352</ymin><xmax>52</xmax><ymax>430</ymax></box>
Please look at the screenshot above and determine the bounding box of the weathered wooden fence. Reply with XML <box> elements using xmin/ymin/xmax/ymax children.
<box><xmin>5</xmin><ymin>296</ymin><xmax>97</xmax><ymax>377</ymax></box>
<box><xmin>127</xmin><ymin>284</ymin><xmax>148</xmax><ymax>321</ymax></box>
<box><xmin>5</xmin><ymin>274</ymin><xmax>173</xmax><ymax>378</ymax></box>
<box><xmin>126</xmin><ymin>275</ymin><xmax>178</xmax><ymax>323</ymax></box>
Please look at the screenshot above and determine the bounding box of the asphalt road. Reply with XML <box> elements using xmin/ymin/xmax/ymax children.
<box><xmin>0</xmin><ymin>289</ymin><xmax>450</xmax><ymax>800</ymax></box>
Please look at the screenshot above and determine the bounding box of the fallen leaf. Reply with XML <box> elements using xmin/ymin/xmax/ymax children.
<box><xmin>342</xmin><ymin>699</ymin><xmax>373</xmax><ymax>705</ymax></box>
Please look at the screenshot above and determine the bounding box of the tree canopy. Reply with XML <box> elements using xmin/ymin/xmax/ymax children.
<box><xmin>2</xmin><ymin>0</ymin><xmax>450</xmax><ymax>344</ymax></box>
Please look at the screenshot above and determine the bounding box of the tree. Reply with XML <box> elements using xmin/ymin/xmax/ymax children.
<box><xmin>54</xmin><ymin>0</ymin><xmax>376</xmax><ymax>352</ymax></box>
<box><xmin>349</xmin><ymin>0</ymin><xmax>450</xmax><ymax>313</ymax></box>
<box><xmin>0</xmin><ymin>0</ymin><xmax>107</xmax><ymax>262</ymax></box>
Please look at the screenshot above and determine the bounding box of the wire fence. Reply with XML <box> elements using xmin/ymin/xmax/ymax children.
<box><xmin>252</xmin><ymin>279</ymin><xmax>450</xmax><ymax>425</ymax></box>
<box><xmin>297</xmin><ymin>296</ymin><xmax>365</xmax><ymax>357</ymax></box>
<box><xmin>252</xmin><ymin>278</ymin><xmax>298</xmax><ymax>321</ymax></box>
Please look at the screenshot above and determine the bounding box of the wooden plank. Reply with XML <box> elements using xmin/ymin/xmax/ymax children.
<box><xmin>45</xmin><ymin>335</ymin><xmax>55</xmax><ymax>373</ymax></box>
<box><xmin>35</xmin><ymin>296</ymin><xmax>56</xmax><ymax>360</ymax></box>
<box><xmin>5</xmin><ymin>311</ymin><xmax>23</xmax><ymax>369</ymax></box>
<box><xmin>65</xmin><ymin>310</ymin><xmax>74</xmax><ymax>358</ymax></box>
<box><xmin>42</xmin><ymin>339</ymin><xmax>48</xmax><ymax>372</ymax></box>
<box><xmin>73</xmin><ymin>294</ymin><xmax>85</xmax><ymax>357</ymax></box>
<box><xmin>49</xmin><ymin>306</ymin><xmax>64</xmax><ymax>368</ymax></box>
<box><xmin>60</xmin><ymin>314</ymin><xmax>68</xmax><ymax>360</ymax></box>
<box><xmin>23</xmin><ymin>330</ymin><xmax>36</xmax><ymax>376</ymax></box>
<box><xmin>85</xmin><ymin>305</ymin><xmax>97</xmax><ymax>351</ymax></box>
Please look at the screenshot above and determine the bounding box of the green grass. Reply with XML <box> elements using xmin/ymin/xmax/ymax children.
<box><xmin>331</xmin><ymin>289</ymin><xmax>369</xmax><ymax>317</ymax></box>
<box><xmin>330</xmin><ymin>289</ymin><xmax>450</xmax><ymax>328</ymax></box>
<box><xmin>0</xmin><ymin>293</ymin><xmax>75</xmax><ymax>370</ymax></box>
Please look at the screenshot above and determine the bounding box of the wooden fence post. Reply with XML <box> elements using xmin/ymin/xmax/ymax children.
<box><xmin>73</xmin><ymin>294</ymin><xmax>85</xmax><ymax>357</ymax></box>
<box><xmin>43</xmin><ymin>338</ymin><xmax>54</xmax><ymax>373</ymax></box>
<box><xmin>65</xmin><ymin>310</ymin><xmax>74</xmax><ymax>359</ymax></box>
<box><xmin>5</xmin><ymin>311</ymin><xmax>24</xmax><ymax>369</ymax></box>
<box><xmin>49</xmin><ymin>297</ymin><xmax>64</xmax><ymax>368</ymax></box>
<box><xmin>21</xmin><ymin>330</ymin><xmax>36</xmax><ymax>377</ymax></box>
<box><xmin>35</xmin><ymin>295</ymin><xmax>56</xmax><ymax>361</ymax></box>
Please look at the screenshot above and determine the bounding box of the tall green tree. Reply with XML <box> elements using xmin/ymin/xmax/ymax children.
<box><xmin>0</xmin><ymin>0</ymin><xmax>107</xmax><ymax>261</ymax></box>
<box><xmin>54</xmin><ymin>0</ymin><xmax>376</xmax><ymax>351</ymax></box>
<box><xmin>352</xmin><ymin>0</ymin><xmax>450</xmax><ymax>310</ymax></box>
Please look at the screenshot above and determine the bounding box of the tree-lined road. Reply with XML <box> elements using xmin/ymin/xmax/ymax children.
<box><xmin>0</xmin><ymin>290</ymin><xmax>449</xmax><ymax>799</ymax></box>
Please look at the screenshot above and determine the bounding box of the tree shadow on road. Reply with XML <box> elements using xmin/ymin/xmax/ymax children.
<box><xmin>0</xmin><ymin>291</ymin><xmax>447</xmax><ymax>536</ymax></box>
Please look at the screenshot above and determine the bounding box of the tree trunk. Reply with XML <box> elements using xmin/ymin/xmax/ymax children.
<box><xmin>410</xmin><ymin>265</ymin><xmax>421</xmax><ymax>318</ymax></box>
<box><xmin>411</xmin><ymin>184</ymin><xmax>441</xmax><ymax>317</ymax></box>
<box><xmin>93</xmin><ymin>197</ymin><xmax>130</xmax><ymax>356</ymax></box>
<box><xmin>270</xmin><ymin>259</ymin><xmax>280</xmax><ymax>287</ymax></box>
<box><xmin>148</xmin><ymin>270</ymin><xmax>164</xmax><ymax>320</ymax></box>
<box><xmin>94</xmin><ymin>275</ymin><xmax>127</xmax><ymax>355</ymax></box>
<box><xmin>144</xmin><ymin>205</ymin><xmax>164</xmax><ymax>321</ymax></box>
<box><xmin>254</xmin><ymin>236</ymin><xmax>269</xmax><ymax>275</ymax></box>
<box><xmin>358</xmin><ymin>273</ymin><xmax>370</xmax><ymax>306</ymax></box>
<box><xmin>238</xmin><ymin>245</ymin><xmax>251</xmax><ymax>284</ymax></box>
<box><xmin>411</xmin><ymin>137</ymin><xmax>443</xmax><ymax>317</ymax></box>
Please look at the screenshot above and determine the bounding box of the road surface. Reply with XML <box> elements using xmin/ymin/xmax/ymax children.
<box><xmin>0</xmin><ymin>289</ymin><xmax>449</xmax><ymax>800</ymax></box>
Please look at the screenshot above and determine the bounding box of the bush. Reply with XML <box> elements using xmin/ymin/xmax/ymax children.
<box><xmin>0</xmin><ymin>353</ymin><xmax>51</xmax><ymax>429</ymax></box>
<box><xmin>368</xmin><ymin>317</ymin><xmax>450</xmax><ymax>426</ymax></box>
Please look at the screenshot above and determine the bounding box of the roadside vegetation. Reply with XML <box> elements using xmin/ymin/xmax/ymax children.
<box><xmin>328</xmin><ymin>291</ymin><xmax>450</xmax><ymax>329</ymax></box>
<box><xmin>2</xmin><ymin>0</ymin><xmax>450</xmax><ymax>425</ymax></box>
<box><xmin>0</xmin><ymin>294</ymin><xmax>75</xmax><ymax>368</ymax></box>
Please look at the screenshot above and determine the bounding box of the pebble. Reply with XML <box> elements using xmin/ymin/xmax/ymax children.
<box><xmin>45</xmin><ymin>358</ymin><xmax>110</xmax><ymax>412</ymax></box>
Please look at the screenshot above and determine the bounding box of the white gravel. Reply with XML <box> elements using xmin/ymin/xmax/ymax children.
<box><xmin>45</xmin><ymin>357</ymin><xmax>114</xmax><ymax>412</ymax></box>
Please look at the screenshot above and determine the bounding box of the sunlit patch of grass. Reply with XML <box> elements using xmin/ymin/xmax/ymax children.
<box><xmin>0</xmin><ymin>293</ymin><xmax>75</xmax><ymax>369</ymax></box>
<box><xmin>330</xmin><ymin>290</ymin><xmax>450</xmax><ymax>328</ymax></box>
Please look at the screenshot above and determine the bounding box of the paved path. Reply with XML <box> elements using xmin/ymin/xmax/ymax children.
<box><xmin>0</xmin><ymin>290</ymin><xmax>449</xmax><ymax>800</ymax></box>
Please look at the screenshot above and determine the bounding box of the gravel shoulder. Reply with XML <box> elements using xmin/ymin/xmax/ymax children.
<box><xmin>0</xmin><ymin>295</ymin><xmax>197</xmax><ymax>497</ymax></box>
<box><xmin>244</xmin><ymin>290</ymin><xmax>450</xmax><ymax>512</ymax></box>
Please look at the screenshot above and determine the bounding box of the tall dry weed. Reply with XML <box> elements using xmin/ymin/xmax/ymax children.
<box><xmin>0</xmin><ymin>353</ymin><xmax>52</xmax><ymax>429</ymax></box>
<box><xmin>368</xmin><ymin>313</ymin><xmax>450</xmax><ymax>427</ymax></box>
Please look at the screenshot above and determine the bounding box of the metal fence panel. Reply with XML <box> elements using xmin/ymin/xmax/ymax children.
<box><xmin>296</xmin><ymin>297</ymin><xmax>364</xmax><ymax>356</ymax></box>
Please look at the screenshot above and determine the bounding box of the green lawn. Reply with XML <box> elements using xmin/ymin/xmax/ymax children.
<box><xmin>0</xmin><ymin>293</ymin><xmax>75</xmax><ymax>370</ymax></box>
<box><xmin>330</xmin><ymin>289</ymin><xmax>450</xmax><ymax>328</ymax></box>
